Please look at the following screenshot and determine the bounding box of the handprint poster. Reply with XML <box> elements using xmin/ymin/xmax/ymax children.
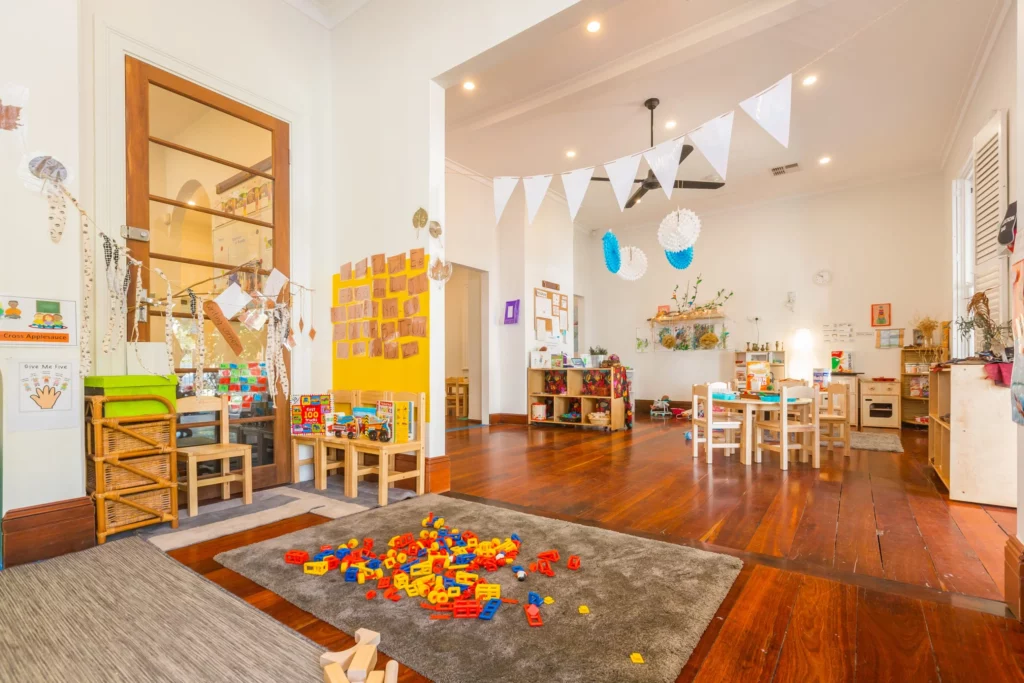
<box><xmin>7</xmin><ymin>360</ymin><xmax>79</xmax><ymax>431</ymax></box>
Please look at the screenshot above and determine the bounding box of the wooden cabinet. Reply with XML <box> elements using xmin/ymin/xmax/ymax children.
<box><xmin>527</xmin><ymin>366</ymin><xmax>627</xmax><ymax>431</ymax></box>
<box><xmin>928</xmin><ymin>365</ymin><xmax>1016</xmax><ymax>506</ymax></box>
<box><xmin>901</xmin><ymin>347</ymin><xmax>948</xmax><ymax>427</ymax></box>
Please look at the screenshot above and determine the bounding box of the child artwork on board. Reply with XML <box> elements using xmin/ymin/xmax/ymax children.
<box><xmin>871</xmin><ymin>303</ymin><xmax>891</xmax><ymax>327</ymax></box>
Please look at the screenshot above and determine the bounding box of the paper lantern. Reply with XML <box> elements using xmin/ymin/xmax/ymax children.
<box><xmin>617</xmin><ymin>246</ymin><xmax>647</xmax><ymax>281</ymax></box>
<box><xmin>658</xmin><ymin>208</ymin><xmax>701</xmax><ymax>252</ymax></box>
<box><xmin>665</xmin><ymin>246</ymin><xmax>694</xmax><ymax>270</ymax></box>
<box><xmin>603</xmin><ymin>231</ymin><xmax>621</xmax><ymax>274</ymax></box>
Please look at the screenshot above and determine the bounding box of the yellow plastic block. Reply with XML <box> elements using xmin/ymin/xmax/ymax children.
<box><xmin>427</xmin><ymin>590</ymin><xmax>440</xmax><ymax>605</ymax></box>
<box><xmin>303</xmin><ymin>561</ymin><xmax>328</xmax><ymax>576</ymax></box>
<box><xmin>630</xmin><ymin>653</ymin><xmax>645</xmax><ymax>665</ymax></box>
<box><xmin>433</xmin><ymin>517</ymin><xmax>445</xmax><ymax>529</ymax></box>
<box><xmin>456</xmin><ymin>571</ymin><xmax>479</xmax><ymax>585</ymax></box>
<box><xmin>475</xmin><ymin>584</ymin><xmax>501</xmax><ymax>601</ymax></box>
<box><xmin>419</xmin><ymin>530</ymin><xmax>429</xmax><ymax>539</ymax></box>
<box><xmin>465</xmin><ymin>538</ymin><xmax>478</xmax><ymax>549</ymax></box>
<box><xmin>498</xmin><ymin>540</ymin><xmax>517</xmax><ymax>554</ymax></box>
<box><xmin>410</xmin><ymin>562</ymin><xmax>432</xmax><ymax>578</ymax></box>
<box><xmin>340</xmin><ymin>561</ymin><xmax>350</xmax><ymax>572</ymax></box>
<box><xmin>347</xmin><ymin>538</ymin><xmax>359</xmax><ymax>549</ymax></box>
<box><xmin>393</xmin><ymin>574</ymin><xmax>409</xmax><ymax>590</ymax></box>
<box><xmin>451</xmin><ymin>546</ymin><xmax>467</xmax><ymax>556</ymax></box>
<box><xmin>543</xmin><ymin>596</ymin><xmax>554</xmax><ymax>605</ymax></box>
<box><xmin>447</xmin><ymin>586</ymin><xmax>462</xmax><ymax>599</ymax></box>
<box><xmin>357</xmin><ymin>572</ymin><xmax>366</xmax><ymax>585</ymax></box>
<box><xmin>388</xmin><ymin>536</ymin><xmax>400</xmax><ymax>547</ymax></box>
<box><xmin>421</xmin><ymin>517</ymin><xmax>432</xmax><ymax>528</ymax></box>
<box><xmin>404</xmin><ymin>584</ymin><xmax>421</xmax><ymax>598</ymax></box>
<box><xmin>396</xmin><ymin>552</ymin><xmax>408</xmax><ymax>563</ymax></box>
<box><xmin>383</xmin><ymin>557</ymin><xmax>396</xmax><ymax>569</ymax></box>
<box><xmin>428</xmin><ymin>530</ymin><xmax>438</xmax><ymax>540</ymax></box>
<box><xmin>578</xmin><ymin>605</ymin><xmax>590</xmax><ymax>614</ymax></box>
<box><xmin>436</xmin><ymin>592</ymin><xmax>450</xmax><ymax>604</ymax></box>
<box><xmin>451</xmin><ymin>528</ymin><xmax>459</xmax><ymax>535</ymax></box>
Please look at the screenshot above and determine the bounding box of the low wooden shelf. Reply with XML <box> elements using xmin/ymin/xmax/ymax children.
<box><xmin>527</xmin><ymin>366</ymin><xmax>626</xmax><ymax>431</ymax></box>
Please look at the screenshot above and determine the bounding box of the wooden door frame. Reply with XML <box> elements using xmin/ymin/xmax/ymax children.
<box><xmin>124</xmin><ymin>56</ymin><xmax>291</xmax><ymax>491</ymax></box>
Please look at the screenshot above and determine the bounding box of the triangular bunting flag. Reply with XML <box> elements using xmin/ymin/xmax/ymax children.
<box><xmin>604</xmin><ymin>154</ymin><xmax>643</xmax><ymax>212</ymax></box>
<box><xmin>493</xmin><ymin>176</ymin><xmax>519</xmax><ymax>224</ymax></box>
<box><xmin>560</xmin><ymin>167</ymin><xmax>594</xmax><ymax>222</ymax></box>
<box><xmin>688</xmin><ymin>111</ymin><xmax>734</xmax><ymax>180</ymax></box>
<box><xmin>739</xmin><ymin>74</ymin><xmax>792</xmax><ymax>148</ymax></box>
<box><xmin>523</xmin><ymin>174</ymin><xmax>553</xmax><ymax>224</ymax></box>
<box><xmin>643</xmin><ymin>137</ymin><xmax>685</xmax><ymax>200</ymax></box>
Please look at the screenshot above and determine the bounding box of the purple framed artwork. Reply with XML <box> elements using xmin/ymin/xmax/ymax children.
<box><xmin>504</xmin><ymin>299</ymin><xmax>520</xmax><ymax>325</ymax></box>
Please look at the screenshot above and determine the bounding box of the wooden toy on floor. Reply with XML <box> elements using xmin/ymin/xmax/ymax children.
<box><xmin>323</xmin><ymin>662</ymin><xmax>350</xmax><ymax>683</ymax></box>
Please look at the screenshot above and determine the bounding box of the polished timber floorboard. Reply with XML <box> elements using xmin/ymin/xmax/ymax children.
<box><xmin>170</xmin><ymin>420</ymin><xmax>1024</xmax><ymax>681</ymax></box>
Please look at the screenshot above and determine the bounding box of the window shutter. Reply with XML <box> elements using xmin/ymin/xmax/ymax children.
<box><xmin>973</xmin><ymin>111</ymin><xmax>1008</xmax><ymax>321</ymax></box>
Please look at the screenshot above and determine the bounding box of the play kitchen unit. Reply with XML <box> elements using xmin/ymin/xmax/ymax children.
<box><xmin>859</xmin><ymin>378</ymin><xmax>900</xmax><ymax>428</ymax></box>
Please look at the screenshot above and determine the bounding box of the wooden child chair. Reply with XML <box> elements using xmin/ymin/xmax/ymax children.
<box><xmin>317</xmin><ymin>389</ymin><xmax>362</xmax><ymax>490</ymax></box>
<box><xmin>690</xmin><ymin>384</ymin><xmax>741</xmax><ymax>464</ymax></box>
<box><xmin>754</xmin><ymin>385</ymin><xmax>820</xmax><ymax>470</ymax></box>
<box><xmin>347</xmin><ymin>391</ymin><xmax>427</xmax><ymax>505</ymax></box>
<box><xmin>176</xmin><ymin>395</ymin><xmax>252</xmax><ymax>517</ymax></box>
<box><xmin>819</xmin><ymin>383</ymin><xmax>851</xmax><ymax>454</ymax></box>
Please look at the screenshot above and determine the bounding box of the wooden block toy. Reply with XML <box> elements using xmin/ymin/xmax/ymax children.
<box><xmin>323</xmin><ymin>662</ymin><xmax>351</xmax><ymax>683</ymax></box>
<box><xmin>285</xmin><ymin>550</ymin><xmax>310</xmax><ymax>565</ymax></box>
<box><xmin>304</xmin><ymin>561</ymin><xmax>329</xmax><ymax>576</ymax></box>
<box><xmin>354</xmin><ymin>628</ymin><xmax>381</xmax><ymax>646</ymax></box>
<box><xmin>346</xmin><ymin>644</ymin><xmax>378</xmax><ymax>682</ymax></box>
<box><xmin>567</xmin><ymin>555</ymin><xmax>581</xmax><ymax>570</ymax></box>
<box><xmin>578</xmin><ymin>605</ymin><xmax>590</xmax><ymax>614</ymax></box>
<box><xmin>384</xmin><ymin>660</ymin><xmax>399</xmax><ymax>683</ymax></box>
<box><xmin>320</xmin><ymin>646</ymin><xmax>358</xmax><ymax>669</ymax></box>
<box><xmin>366</xmin><ymin>672</ymin><xmax>385</xmax><ymax>683</ymax></box>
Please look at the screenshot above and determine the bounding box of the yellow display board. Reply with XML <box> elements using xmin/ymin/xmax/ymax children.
<box><xmin>332</xmin><ymin>248</ymin><xmax>430</xmax><ymax>410</ymax></box>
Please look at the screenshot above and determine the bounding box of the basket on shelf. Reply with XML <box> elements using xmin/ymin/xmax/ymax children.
<box><xmin>588</xmin><ymin>412</ymin><xmax>610</xmax><ymax>426</ymax></box>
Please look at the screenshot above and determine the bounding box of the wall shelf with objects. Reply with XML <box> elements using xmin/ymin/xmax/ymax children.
<box><xmin>526</xmin><ymin>367</ymin><xmax>629</xmax><ymax>431</ymax></box>
<box><xmin>928</xmin><ymin>365</ymin><xmax>1016</xmax><ymax>506</ymax></box>
<box><xmin>901</xmin><ymin>346</ymin><xmax>948</xmax><ymax>427</ymax></box>
<box><xmin>733</xmin><ymin>350</ymin><xmax>786</xmax><ymax>388</ymax></box>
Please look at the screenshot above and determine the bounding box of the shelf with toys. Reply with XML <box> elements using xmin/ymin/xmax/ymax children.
<box><xmin>526</xmin><ymin>357</ymin><xmax>629</xmax><ymax>431</ymax></box>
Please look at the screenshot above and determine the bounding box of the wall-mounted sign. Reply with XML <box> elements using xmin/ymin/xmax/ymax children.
<box><xmin>0</xmin><ymin>295</ymin><xmax>78</xmax><ymax>346</ymax></box>
<box><xmin>504</xmin><ymin>299</ymin><xmax>520</xmax><ymax>325</ymax></box>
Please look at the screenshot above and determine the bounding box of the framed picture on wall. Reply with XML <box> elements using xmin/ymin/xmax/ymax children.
<box><xmin>871</xmin><ymin>303</ymin><xmax>891</xmax><ymax>327</ymax></box>
<box><xmin>504</xmin><ymin>299</ymin><xmax>520</xmax><ymax>325</ymax></box>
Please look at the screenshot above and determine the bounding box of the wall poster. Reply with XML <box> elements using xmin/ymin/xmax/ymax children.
<box><xmin>7</xmin><ymin>360</ymin><xmax>79</xmax><ymax>432</ymax></box>
<box><xmin>0</xmin><ymin>295</ymin><xmax>78</xmax><ymax>346</ymax></box>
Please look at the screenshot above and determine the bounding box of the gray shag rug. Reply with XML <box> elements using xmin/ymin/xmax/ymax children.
<box><xmin>849</xmin><ymin>430</ymin><xmax>904</xmax><ymax>453</ymax></box>
<box><xmin>0</xmin><ymin>537</ymin><xmax>323</xmax><ymax>682</ymax></box>
<box><xmin>215</xmin><ymin>494</ymin><xmax>742</xmax><ymax>683</ymax></box>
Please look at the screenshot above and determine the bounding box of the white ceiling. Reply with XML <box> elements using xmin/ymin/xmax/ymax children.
<box><xmin>445</xmin><ymin>0</ymin><xmax>1010</xmax><ymax>229</ymax></box>
<box><xmin>280</xmin><ymin>0</ymin><xmax>372</xmax><ymax>28</ymax></box>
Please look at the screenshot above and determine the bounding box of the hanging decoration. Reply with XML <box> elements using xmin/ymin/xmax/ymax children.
<box><xmin>99</xmin><ymin>234</ymin><xmax>130</xmax><ymax>353</ymax></box>
<box><xmin>429</xmin><ymin>256</ymin><xmax>453</xmax><ymax>285</ymax></box>
<box><xmin>188</xmin><ymin>289</ymin><xmax>208</xmax><ymax>395</ymax></box>
<box><xmin>658</xmin><ymin>208</ymin><xmax>701</xmax><ymax>252</ymax></box>
<box><xmin>493</xmin><ymin>176</ymin><xmax>519</xmax><ymax>224</ymax></box>
<box><xmin>688</xmin><ymin>111</ymin><xmax>734</xmax><ymax>181</ymax></box>
<box><xmin>412</xmin><ymin>207</ymin><xmax>428</xmax><ymax>237</ymax></box>
<box><xmin>739</xmin><ymin>74</ymin><xmax>792</xmax><ymax>148</ymax></box>
<box><xmin>152</xmin><ymin>267</ymin><xmax>176</xmax><ymax>376</ymax></box>
<box><xmin>560</xmin><ymin>166</ymin><xmax>594</xmax><ymax>222</ymax></box>
<box><xmin>428</xmin><ymin>221</ymin><xmax>442</xmax><ymax>239</ymax></box>
<box><xmin>27</xmin><ymin>156</ymin><xmax>69</xmax><ymax>244</ymax></box>
<box><xmin>643</xmin><ymin>138</ymin><xmax>685</xmax><ymax>200</ymax></box>
<box><xmin>617</xmin><ymin>246</ymin><xmax>648</xmax><ymax>281</ymax></box>
<box><xmin>665</xmin><ymin>246</ymin><xmax>694</xmax><ymax>270</ymax></box>
<box><xmin>523</xmin><ymin>174</ymin><xmax>553</xmax><ymax>224</ymax></box>
<box><xmin>603</xmin><ymin>154</ymin><xmax>643</xmax><ymax>212</ymax></box>
<box><xmin>602</xmin><ymin>231</ymin><xmax>621</xmax><ymax>274</ymax></box>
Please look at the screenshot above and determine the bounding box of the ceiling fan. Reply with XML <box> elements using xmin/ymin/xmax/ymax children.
<box><xmin>591</xmin><ymin>97</ymin><xmax>725</xmax><ymax>208</ymax></box>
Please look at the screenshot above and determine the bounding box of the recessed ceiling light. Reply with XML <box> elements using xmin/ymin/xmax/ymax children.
<box><xmin>187</xmin><ymin>200</ymin><xmax>196</xmax><ymax>206</ymax></box>
<box><xmin>819</xmin><ymin>156</ymin><xmax>832</xmax><ymax>165</ymax></box>
<box><xmin>566</xmin><ymin>150</ymin><xmax>576</xmax><ymax>158</ymax></box>
<box><xmin>665</xmin><ymin>120</ymin><xmax>677</xmax><ymax>130</ymax></box>
<box><xmin>463</xmin><ymin>81</ymin><xmax>476</xmax><ymax>91</ymax></box>
<box><xmin>587</xmin><ymin>20</ymin><xmax>601</xmax><ymax>33</ymax></box>
<box><xmin>802</xmin><ymin>75</ymin><xmax>818</xmax><ymax>87</ymax></box>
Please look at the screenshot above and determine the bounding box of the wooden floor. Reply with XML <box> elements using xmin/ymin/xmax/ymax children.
<box><xmin>169</xmin><ymin>418</ymin><xmax>1024</xmax><ymax>681</ymax></box>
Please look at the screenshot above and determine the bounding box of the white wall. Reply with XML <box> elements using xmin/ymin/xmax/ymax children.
<box><xmin>0</xmin><ymin>0</ymin><xmax>83</xmax><ymax>514</ymax></box>
<box><xmin>589</xmin><ymin>174</ymin><xmax>948</xmax><ymax>401</ymax></box>
<box><xmin>1015</xmin><ymin>0</ymin><xmax>1023</xmax><ymax>541</ymax></box>
<box><xmin>574</xmin><ymin>231</ymin><xmax>595</xmax><ymax>353</ymax></box>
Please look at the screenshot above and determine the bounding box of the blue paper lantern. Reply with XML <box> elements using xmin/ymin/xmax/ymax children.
<box><xmin>603</xmin><ymin>231</ymin><xmax>621</xmax><ymax>274</ymax></box>
<box><xmin>665</xmin><ymin>246</ymin><xmax>694</xmax><ymax>270</ymax></box>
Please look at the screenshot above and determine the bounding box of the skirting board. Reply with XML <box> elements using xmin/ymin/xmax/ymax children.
<box><xmin>2</xmin><ymin>496</ymin><xmax>96</xmax><ymax>568</ymax></box>
<box><xmin>1006</xmin><ymin>535</ymin><xmax>1024</xmax><ymax>620</ymax></box>
<box><xmin>488</xmin><ymin>413</ymin><xmax>528</xmax><ymax>425</ymax></box>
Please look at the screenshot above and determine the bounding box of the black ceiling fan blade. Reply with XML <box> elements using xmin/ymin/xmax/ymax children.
<box><xmin>624</xmin><ymin>185</ymin><xmax>649</xmax><ymax>209</ymax></box>
<box><xmin>674</xmin><ymin>180</ymin><xmax>725</xmax><ymax>190</ymax></box>
<box><xmin>679</xmin><ymin>144</ymin><xmax>694</xmax><ymax>164</ymax></box>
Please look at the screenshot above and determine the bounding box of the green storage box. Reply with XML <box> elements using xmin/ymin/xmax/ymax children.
<box><xmin>84</xmin><ymin>375</ymin><xmax>178</xmax><ymax>418</ymax></box>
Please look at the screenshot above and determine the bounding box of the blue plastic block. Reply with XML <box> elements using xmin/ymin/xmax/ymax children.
<box><xmin>510</xmin><ymin>533</ymin><xmax>521</xmax><ymax>543</ymax></box>
<box><xmin>335</xmin><ymin>548</ymin><xmax>351</xmax><ymax>560</ymax></box>
<box><xmin>511</xmin><ymin>565</ymin><xmax>525</xmax><ymax>573</ymax></box>
<box><xmin>443</xmin><ymin>577</ymin><xmax>456</xmax><ymax>589</ymax></box>
<box><xmin>367</xmin><ymin>559</ymin><xmax>382</xmax><ymax>570</ymax></box>
<box><xmin>313</xmin><ymin>551</ymin><xmax>334</xmax><ymax>562</ymax></box>
<box><xmin>479</xmin><ymin>598</ymin><xmax>502</xmax><ymax>621</ymax></box>
<box><xmin>400</xmin><ymin>562</ymin><xmax>413</xmax><ymax>573</ymax></box>
<box><xmin>344</xmin><ymin>567</ymin><xmax>359</xmax><ymax>582</ymax></box>
<box><xmin>528</xmin><ymin>591</ymin><xmax>543</xmax><ymax>606</ymax></box>
<box><xmin>462</xmin><ymin>553</ymin><xmax>476</xmax><ymax>564</ymax></box>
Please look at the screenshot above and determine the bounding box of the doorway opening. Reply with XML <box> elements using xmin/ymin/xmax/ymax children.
<box><xmin>444</xmin><ymin>264</ymin><xmax>485</xmax><ymax>429</ymax></box>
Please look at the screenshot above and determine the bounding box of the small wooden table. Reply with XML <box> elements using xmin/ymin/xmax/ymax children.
<box><xmin>712</xmin><ymin>397</ymin><xmax>812</xmax><ymax>465</ymax></box>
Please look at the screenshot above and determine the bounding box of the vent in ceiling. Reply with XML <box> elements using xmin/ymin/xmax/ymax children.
<box><xmin>771</xmin><ymin>163</ymin><xmax>801</xmax><ymax>176</ymax></box>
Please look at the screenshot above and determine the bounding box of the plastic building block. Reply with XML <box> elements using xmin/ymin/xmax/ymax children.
<box><xmin>510</xmin><ymin>533</ymin><xmax>521</xmax><ymax>542</ymax></box>
<box><xmin>284</xmin><ymin>550</ymin><xmax>309</xmax><ymax>565</ymax></box>
<box><xmin>567</xmin><ymin>555</ymin><xmax>581</xmax><ymax>570</ymax></box>
<box><xmin>630</xmin><ymin>653</ymin><xmax>645</xmax><ymax>664</ymax></box>
<box><xmin>524</xmin><ymin>604</ymin><xmax>543</xmax><ymax>627</ymax></box>
<box><xmin>475</xmin><ymin>583</ymin><xmax>501</xmax><ymax>601</ymax></box>
<box><xmin>543</xmin><ymin>596</ymin><xmax>554</xmax><ymax>605</ymax></box>
<box><xmin>344</xmin><ymin>567</ymin><xmax>360</xmax><ymax>582</ymax></box>
<box><xmin>537</xmin><ymin>549</ymin><xmax>560</xmax><ymax>562</ymax></box>
<box><xmin>578</xmin><ymin>605</ymin><xmax>590</xmax><ymax>614</ymax></box>
<box><xmin>537</xmin><ymin>559</ymin><xmax>555</xmax><ymax>577</ymax></box>
<box><xmin>528</xmin><ymin>591</ymin><xmax>543</xmax><ymax>606</ymax></box>
<box><xmin>365</xmin><ymin>590</ymin><xmax>377</xmax><ymax>600</ymax></box>
<box><xmin>478</xmin><ymin>598</ymin><xmax>501</xmax><ymax>620</ymax></box>
<box><xmin>304</xmin><ymin>561</ymin><xmax>328</xmax><ymax>576</ymax></box>
<box><xmin>320</xmin><ymin>544</ymin><xmax>334</xmax><ymax>551</ymax></box>
<box><xmin>453</xmin><ymin>599</ymin><xmax>483</xmax><ymax>619</ymax></box>
<box><xmin>377</xmin><ymin>576</ymin><xmax>391</xmax><ymax>590</ymax></box>
<box><xmin>325</xmin><ymin>556</ymin><xmax>341</xmax><ymax>571</ymax></box>
<box><xmin>430</xmin><ymin>614</ymin><xmax>450</xmax><ymax>620</ymax></box>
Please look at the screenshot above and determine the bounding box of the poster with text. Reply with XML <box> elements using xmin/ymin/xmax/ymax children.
<box><xmin>7</xmin><ymin>360</ymin><xmax>79</xmax><ymax>432</ymax></box>
<box><xmin>0</xmin><ymin>295</ymin><xmax>78</xmax><ymax>346</ymax></box>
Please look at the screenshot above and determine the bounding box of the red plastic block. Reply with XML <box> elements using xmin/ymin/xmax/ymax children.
<box><xmin>325</xmin><ymin>556</ymin><xmax>340</xmax><ymax>571</ymax></box>
<box><xmin>501</xmin><ymin>598</ymin><xmax>520</xmax><ymax>604</ymax></box>
<box><xmin>567</xmin><ymin>555</ymin><xmax>581</xmax><ymax>570</ymax></box>
<box><xmin>462</xmin><ymin>531</ymin><xmax>477</xmax><ymax>542</ymax></box>
<box><xmin>432</xmin><ymin>559</ymin><xmax>446</xmax><ymax>574</ymax></box>
<box><xmin>524</xmin><ymin>604</ymin><xmax>543</xmax><ymax>627</ymax></box>
<box><xmin>537</xmin><ymin>550</ymin><xmax>560</xmax><ymax>562</ymax></box>
<box><xmin>528</xmin><ymin>562</ymin><xmax>538</xmax><ymax>573</ymax></box>
<box><xmin>284</xmin><ymin>550</ymin><xmax>310</xmax><ymax>565</ymax></box>
<box><xmin>320</xmin><ymin>545</ymin><xmax>334</xmax><ymax>551</ymax></box>
<box><xmin>366</xmin><ymin>590</ymin><xmax>377</xmax><ymax>600</ymax></box>
<box><xmin>377</xmin><ymin>576</ymin><xmax>392</xmax><ymax>590</ymax></box>
<box><xmin>363</xmin><ymin>538</ymin><xmax>374</xmax><ymax>552</ymax></box>
<box><xmin>538</xmin><ymin>559</ymin><xmax>555</xmax><ymax>577</ymax></box>
<box><xmin>453</xmin><ymin>599</ymin><xmax>482</xmax><ymax>619</ymax></box>
<box><xmin>385</xmin><ymin>590</ymin><xmax>401</xmax><ymax>602</ymax></box>
<box><xmin>430</xmin><ymin>614</ymin><xmax>450</xmax><ymax>620</ymax></box>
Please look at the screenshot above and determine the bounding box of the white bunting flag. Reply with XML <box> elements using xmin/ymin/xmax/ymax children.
<box><xmin>604</xmin><ymin>154</ymin><xmax>643</xmax><ymax>212</ymax></box>
<box><xmin>643</xmin><ymin>137</ymin><xmax>686</xmax><ymax>200</ymax></box>
<box><xmin>560</xmin><ymin>167</ymin><xmax>594</xmax><ymax>222</ymax></box>
<box><xmin>688</xmin><ymin>111</ymin><xmax>735</xmax><ymax>180</ymax></box>
<box><xmin>740</xmin><ymin>74</ymin><xmax>792</xmax><ymax>148</ymax></box>
<box><xmin>493</xmin><ymin>176</ymin><xmax>520</xmax><ymax>224</ymax></box>
<box><xmin>523</xmin><ymin>174</ymin><xmax>553</xmax><ymax>224</ymax></box>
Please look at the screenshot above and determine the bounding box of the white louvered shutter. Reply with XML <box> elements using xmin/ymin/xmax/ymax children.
<box><xmin>973</xmin><ymin>111</ymin><xmax>1009</xmax><ymax>322</ymax></box>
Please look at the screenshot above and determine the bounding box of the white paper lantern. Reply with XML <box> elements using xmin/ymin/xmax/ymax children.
<box><xmin>618</xmin><ymin>246</ymin><xmax>648</xmax><ymax>281</ymax></box>
<box><xmin>658</xmin><ymin>208</ymin><xmax>701</xmax><ymax>252</ymax></box>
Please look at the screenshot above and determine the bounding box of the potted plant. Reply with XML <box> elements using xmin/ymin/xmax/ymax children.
<box><xmin>956</xmin><ymin>292</ymin><xmax>1011</xmax><ymax>359</ymax></box>
<box><xmin>589</xmin><ymin>345</ymin><xmax>608</xmax><ymax>368</ymax></box>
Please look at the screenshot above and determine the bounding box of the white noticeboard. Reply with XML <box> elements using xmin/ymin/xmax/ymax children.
<box><xmin>7</xmin><ymin>360</ymin><xmax>80</xmax><ymax>432</ymax></box>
